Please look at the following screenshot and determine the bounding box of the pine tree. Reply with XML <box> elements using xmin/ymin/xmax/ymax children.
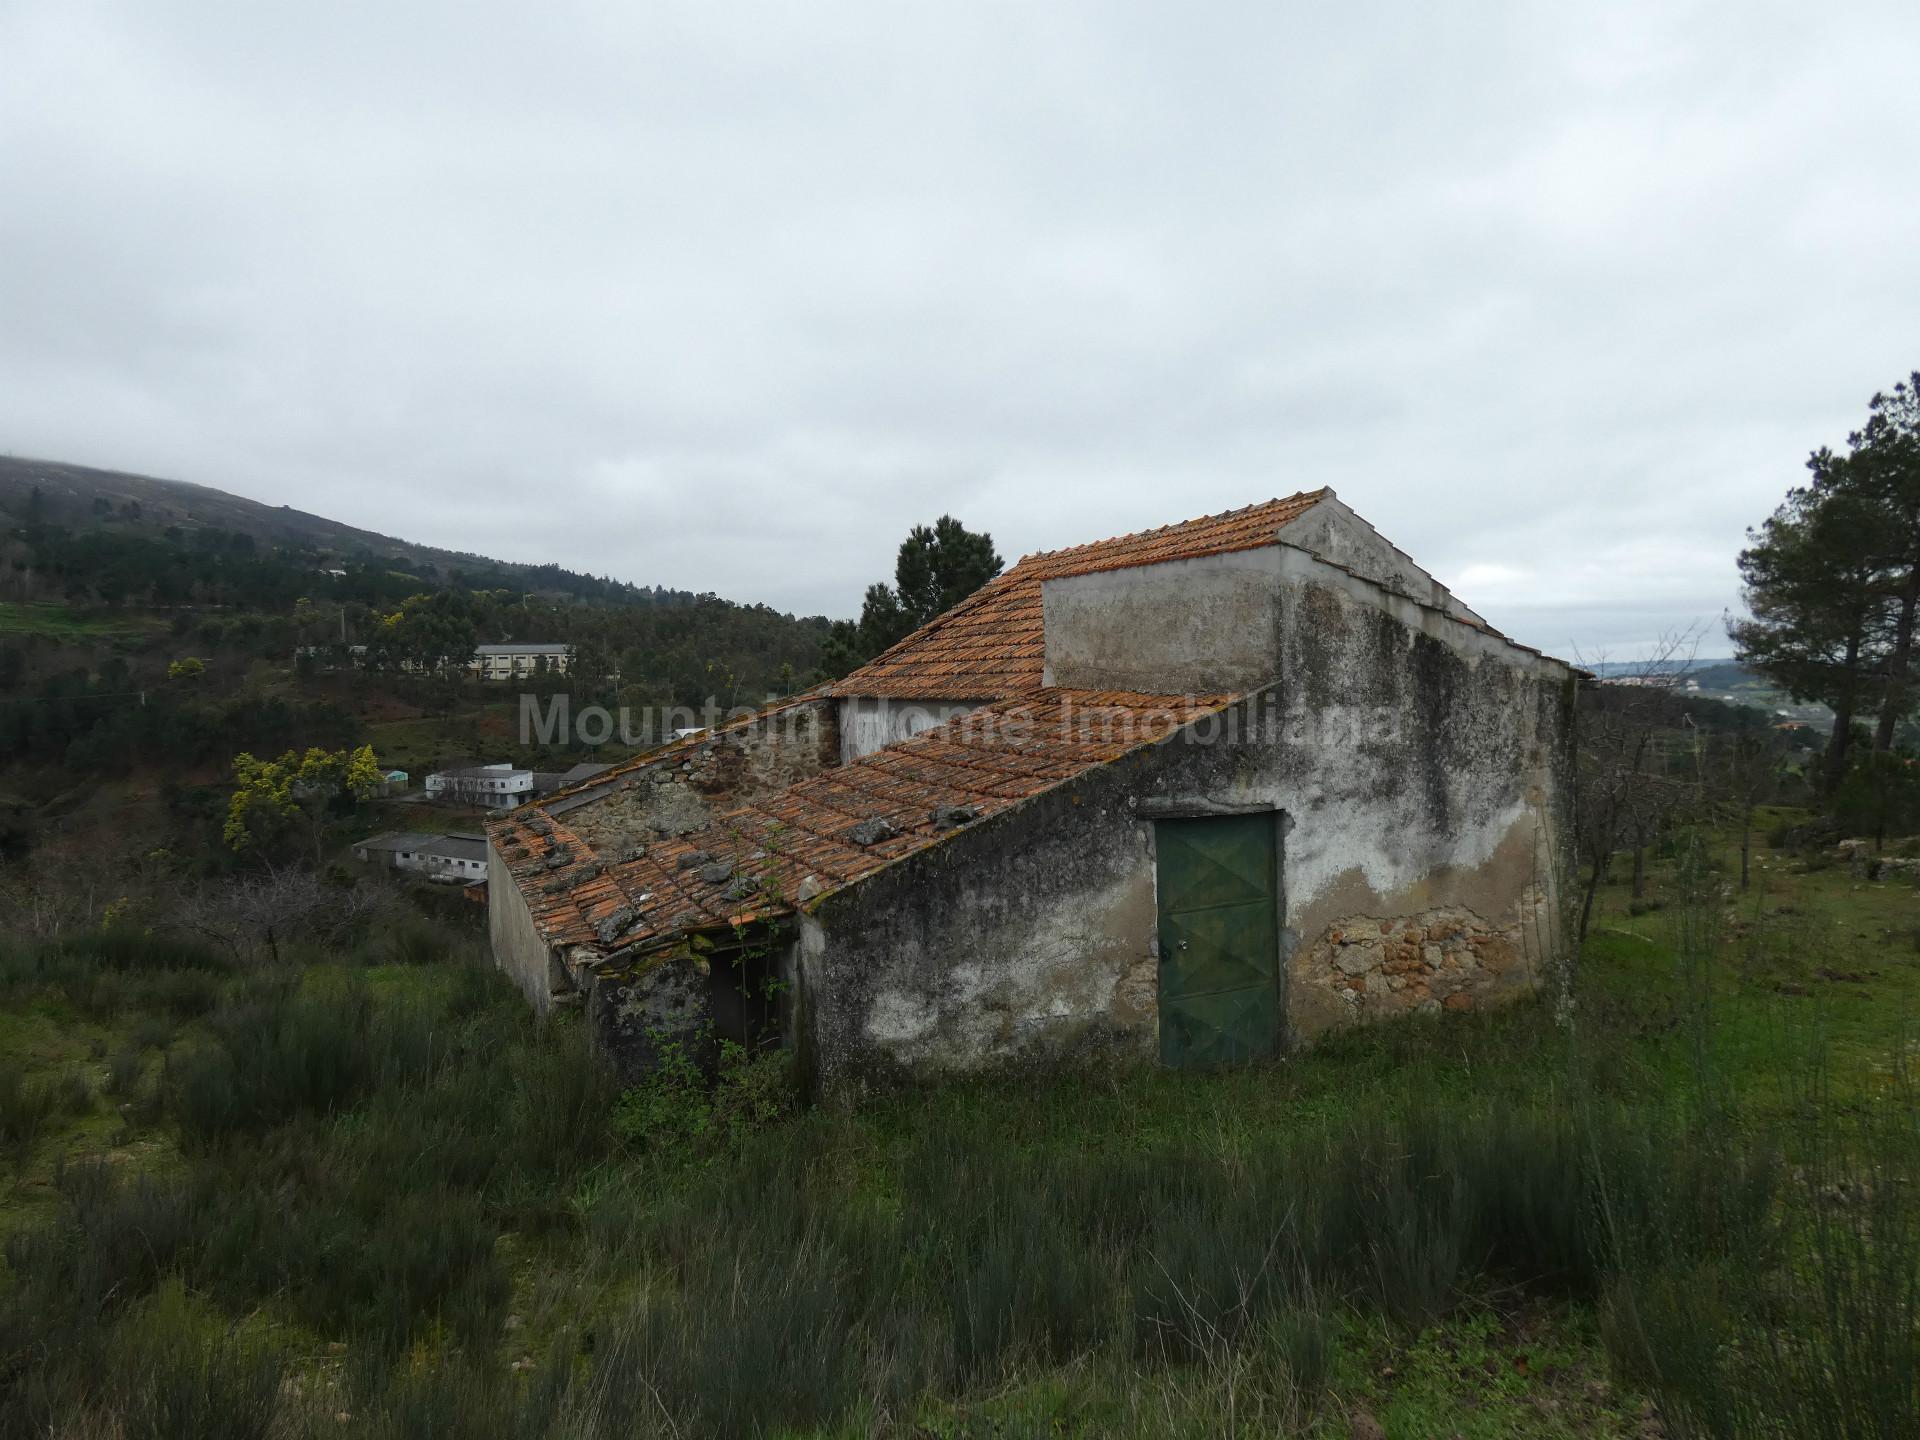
<box><xmin>1732</xmin><ymin>459</ymin><xmax>1889</xmax><ymax>788</ymax></box>
<box><xmin>1734</xmin><ymin>369</ymin><xmax>1920</xmax><ymax>784</ymax></box>
<box><xmin>1848</xmin><ymin>375</ymin><xmax>1920</xmax><ymax>750</ymax></box>
<box><xmin>820</xmin><ymin>517</ymin><xmax>1002</xmax><ymax>678</ymax></box>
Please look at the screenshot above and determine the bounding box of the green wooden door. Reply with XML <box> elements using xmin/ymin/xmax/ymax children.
<box><xmin>1155</xmin><ymin>813</ymin><xmax>1281</xmax><ymax>1068</ymax></box>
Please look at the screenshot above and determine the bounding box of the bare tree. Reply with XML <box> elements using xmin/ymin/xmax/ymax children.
<box><xmin>1571</xmin><ymin>630</ymin><xmax>1704</xmax><ymax>942</ymax></box>
<box><xmin>176</xmin><ymin>865</ymin><xmax>397</xmax><ymax>964</ymax></box>
<box><xmin>1705</xmin><ymin>727</ymin><xmax>1789</xmax><ymax>891</ymax></box>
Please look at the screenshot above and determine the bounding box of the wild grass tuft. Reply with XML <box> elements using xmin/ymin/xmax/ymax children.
<box><xmin>0</xmin><ymin>1061</ymin><xmax>58</xmax><ymax>1167</ymax></box>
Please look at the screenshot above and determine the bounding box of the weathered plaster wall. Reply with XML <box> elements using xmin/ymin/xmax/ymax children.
<box><xmin>564</xmin><ymin>698</ymin><xmax>840</xmax><ymax>851</ymax></box>
<box><xmin>1276</xmin><ymin>497</ymin><xmax>1487</xmax><ymax>626</ymax></box>
<box><xmin>801</xmin><ymin>550</ymin><xmax>1574</xmax><ymax>1096</ymax></box>
<box><xmin>488</xmin><ymin>839</ymin><xmax>567</xmax><ymax>1014</ymax></box>
<box><xmin>576</xmin><ymin>953</ymin><xmax>718</xmax><ymax>1078</ymax></box>
<box><xmin>838</xmin><ymin>697</ymin><xmax>981</xmax><ymax>762</ymax></box>
<box><xmin>487</xmin><ymin>917</ymin><xmax>731</xmax><ymax>1080</ymax></box>
<box><xmin>1257</xmin><ymin>548</ymin><xmax>1571</xmax><ymax>1036</ymax></box>
<box><xmin>800</xmin><ymin>759</ymin><xmax>1166</xmax><ymax>1095</ymax></box>
<box><xmin>1041</xmin><ymin>549</ymin><xmax>1285</xmax><ymax>694</ymax></box>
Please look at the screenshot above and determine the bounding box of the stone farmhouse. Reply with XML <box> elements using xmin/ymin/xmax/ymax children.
<box><xmin>486</xmin><ymin>492</ymin><xmax>1577</xmax><ymax>1095</ymax></box>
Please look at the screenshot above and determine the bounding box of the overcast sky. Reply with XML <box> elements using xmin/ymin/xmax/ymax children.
<box><xmin>3</xmin><ymin>2</ymin><xmax>1916</xmax><ymax>658</ymax></box>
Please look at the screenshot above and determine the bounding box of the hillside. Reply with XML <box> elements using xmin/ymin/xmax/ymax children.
<box><xmin>0</xmin><ymin>454</ymin><xmax>735</xmax><ymax>607</ymax></box>
<box><xmin>0</xmin><ymin>451</ymin><xmax>833</xmax><ymax>616</ymax></box>
<box><xmin>0</xmin><ymin>454</ymin><xmax>831</xmax><ymax>864</ymax></box>
<box><xmin>0</xmin><ymin>455</ymin><xmax>471</xmax><ymax>574</ymax></box>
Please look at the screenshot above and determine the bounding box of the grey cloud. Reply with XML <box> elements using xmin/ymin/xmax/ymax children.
<box><xmin>2</xmin><ymin>0</ymin><xmax>1916</xmax><ymax>657</ymax></box>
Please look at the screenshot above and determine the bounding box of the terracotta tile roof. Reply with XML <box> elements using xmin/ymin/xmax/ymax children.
<box><xmin>486</xmin><ymin>689</ymin><xmax>1242</xmax><ymax>965</ymax></box>
<box><xmin>832</xmin><ymin>492</ymin><xmax>1329</xmax><ymax>701</ymax></box>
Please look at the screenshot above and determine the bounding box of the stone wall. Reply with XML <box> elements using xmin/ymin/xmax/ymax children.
<box><xmin>1259</xmin><ymin>550</ymin><xmax>1574</xmax><ymax>1035</ymax></box>
<box><xmin>487</xmin><ymin>839</ymin><xmax>566</xmax><ymax>1014</ymax></box>
<box><xmin>578</xmin><ymin>952</ymin><xmax>719</xmax><ymax>1078</ymax></box>
<box><xmin>564</xmin><ymin>697</ymin><xmax>840</xmax><ymax>851</ymax></box>
<box><xmin>1298</xmin><ymin>904</ymin><xmax>1542</xmax><ymax>1021</ymax></box>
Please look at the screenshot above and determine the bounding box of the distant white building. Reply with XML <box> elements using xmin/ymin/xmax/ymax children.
<box><xmin>353</xmin><ymin>831</ymin><xmax>489</xmax><ymax>882</ymax></box>
<box><xmin>472</xmin><ymin>644</ymin><xmax>572</xmax><ymax>681</ymax></box>
<box><xmin>425</xmin><ymin>764</ymin><xmax>534</xmax><ymax>809</ymax></box>
<box><xmin>293</xmin><ymin>641</ymin><xmax>570</xmax><ymax>680</ymax></box>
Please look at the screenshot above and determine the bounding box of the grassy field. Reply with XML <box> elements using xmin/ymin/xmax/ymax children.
<box><xmin>1</xmin><ymin>822</ymin><xmax>1916</xmax><ymax>1438</ymax></box>
<box><xmin>362</xmin><ymin>704</ymin><xmax>646</xmax><ymax>775</ymax></box>
<box><xmin>363</xmin><ymin>708</ymin><xmax>521</xmax><ymax>773</ymax></box>
<box><xmin>0</xmin><ymin>600</ymin><xmax>167</xmax><ymax>639</ymax></box>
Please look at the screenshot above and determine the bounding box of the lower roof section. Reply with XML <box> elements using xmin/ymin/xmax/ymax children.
<box><xmin>487</xmin><ymin>688</ymin><xmax>1241</xmax><ymax>964</ymax></box>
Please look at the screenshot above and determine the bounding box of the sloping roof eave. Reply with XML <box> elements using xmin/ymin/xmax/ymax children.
<box><xmin>487</xmin><ymin>687</ymin><xmax>1251</xmax><ymax>965</ymax></box>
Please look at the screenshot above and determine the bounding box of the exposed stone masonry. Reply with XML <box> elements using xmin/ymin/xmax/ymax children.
<box><xmin>567</xmin><ymin>699</ymin><xmax>839</xmax><ymax>853</ymax></box>
<box><xmin>1303</xmin><ymin>905</ymin><xmax>1529</xmax><ymax>1020</ymax></box>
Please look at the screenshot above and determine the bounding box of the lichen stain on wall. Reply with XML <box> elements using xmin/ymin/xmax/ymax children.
<box><xmin>589</xmin><ymin>952</ymin><xmax>716</xmax><ymax>1075</ymax></box>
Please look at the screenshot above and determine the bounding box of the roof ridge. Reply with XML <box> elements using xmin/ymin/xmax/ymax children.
<box><xmin>1014</xmin><ymin>489</ymin><xmax>1329</xmax><ymax>569</ymax></box>
<box><xmin>831</xmin><ymin>491</ymin><xmax>1329</xmax><ymax>701</ymax></box>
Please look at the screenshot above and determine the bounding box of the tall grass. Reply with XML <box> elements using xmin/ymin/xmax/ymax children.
<box><xmin>545</xmin><ymin>1093</ymin><xmax>1785</xmax><ymax>1437</ymax></box>
<box><xmin>0</xmin><ymin>1062</ymin><xmax>58</xmax><ymax>1168</ymax></box>
<box><xmin>0</xmin><ymin>937</ymin><xmax>616</xmax><ymax>1436</ymax></box>
<box><xmin>1603</xmin><ymin>1040</ymin><xmax>1920</xmax><ymax>1439</ymax></box>
<box><xmin>2</xmin><ymin>861</ymin><xmax>1918</xmax><ymax>1438</ymax></box>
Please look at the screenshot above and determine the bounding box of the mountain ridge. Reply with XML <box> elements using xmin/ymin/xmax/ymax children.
<box><xmin>0</xmin><ymin>454</ymin><xmax>646</xmax><ymax>596</ymax></box>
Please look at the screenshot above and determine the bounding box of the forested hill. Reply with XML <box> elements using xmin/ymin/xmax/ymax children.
<box><xmin>0</xmin><ymin>451</ymin><xmax>794</xmax><ymax>610</ymax></box>
<box><xmin>0</xmin><ymin>453</ymin><xmax>832</xmax><ymax>731</ymax></box>
<box><xmin>0</xmin><ymin>454</ymin><xmax>721</xmax><ymax>607</ymax></box>
<box><xmin>2</xmin><ymin>456</ymin><xmax>453</xmax><ymax>569</ymax></box>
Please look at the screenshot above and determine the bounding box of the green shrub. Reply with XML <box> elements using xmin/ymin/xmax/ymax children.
<box><xmin>382</xmin><ymin>918</ymin><xmax>455</xmax><ymax>966</ymax></box>
<box><xmin>612</xmin><ymin>1037</ymin><xmax>795</xmax><ymax>1159</ymax></box>
<box><xmin>167</xmin><ymin>987</ymin><xmax>374</xmax><ymax>1143</ymax></box>
<box><xmin>130</xmin><ymin>1013</ymin><xmax>180</xmax><ymax>1052</ymax></box>
<box><xmin>100</xmin><ymin>1282</ymin><xmax>284</xmax><ymax>1440</ymax></box>
<box><xmin>126</xmin><ymin>967</ymin><xmax>223</xmax><ymax>1019</ymax></box>
<box><xmin>611</xmin><ymin>1033</ymin><xmax>711</xmax><ymax>1155</ymax></box>
<box><xmin>55</xmin><ymin>930</ymin><xmax>234</xmax><ymax>975</ymax></box>
<box><xmin>712</xmin><ymin>1041</ymin><xmax>797</xmax><ymax>1137</ymax></box>
<box><xmin>4</xmin><ymin>1160</ymin><xmax>203</xmax><ymax>1333</ymax></box>
<box><xmin>1604</xmin><ymin>1075</ymin><xmax>1920</xmax><ymax>1439</ymax></box>
<box><xmin>339</xmin><ymin>1352</ymin><xmax>575</xmax><ymax>1440</ymax></box>
<box><xmin>502</xmin><ymin>1028</ymin><xmax>618</xmax><ymax>1184</ymax></box>
<box><xmin>106</xmin><ymin>1046</ymin><xmax>145</xmax><ymax>1097</ymax></box>
<box><xmin>55</xmin><ymin>1066</ymin><xmax>94</xmax><ymax>1116</ymax></box>
<box><xmin>294</xmin><ymin>1187</ymin><xmax>509</xmax><ymax>1349</ymax></box>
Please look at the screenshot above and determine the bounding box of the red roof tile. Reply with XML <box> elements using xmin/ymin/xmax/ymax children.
<box><xmin>831</xmin><ymin>492</ymin><xmax>1328</xmax><ymax>701</ymax></box>
<box><xmin>486</xmin><ymin>689</ymin><xmax>1242</xmax><ymax>964</ymax></box>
